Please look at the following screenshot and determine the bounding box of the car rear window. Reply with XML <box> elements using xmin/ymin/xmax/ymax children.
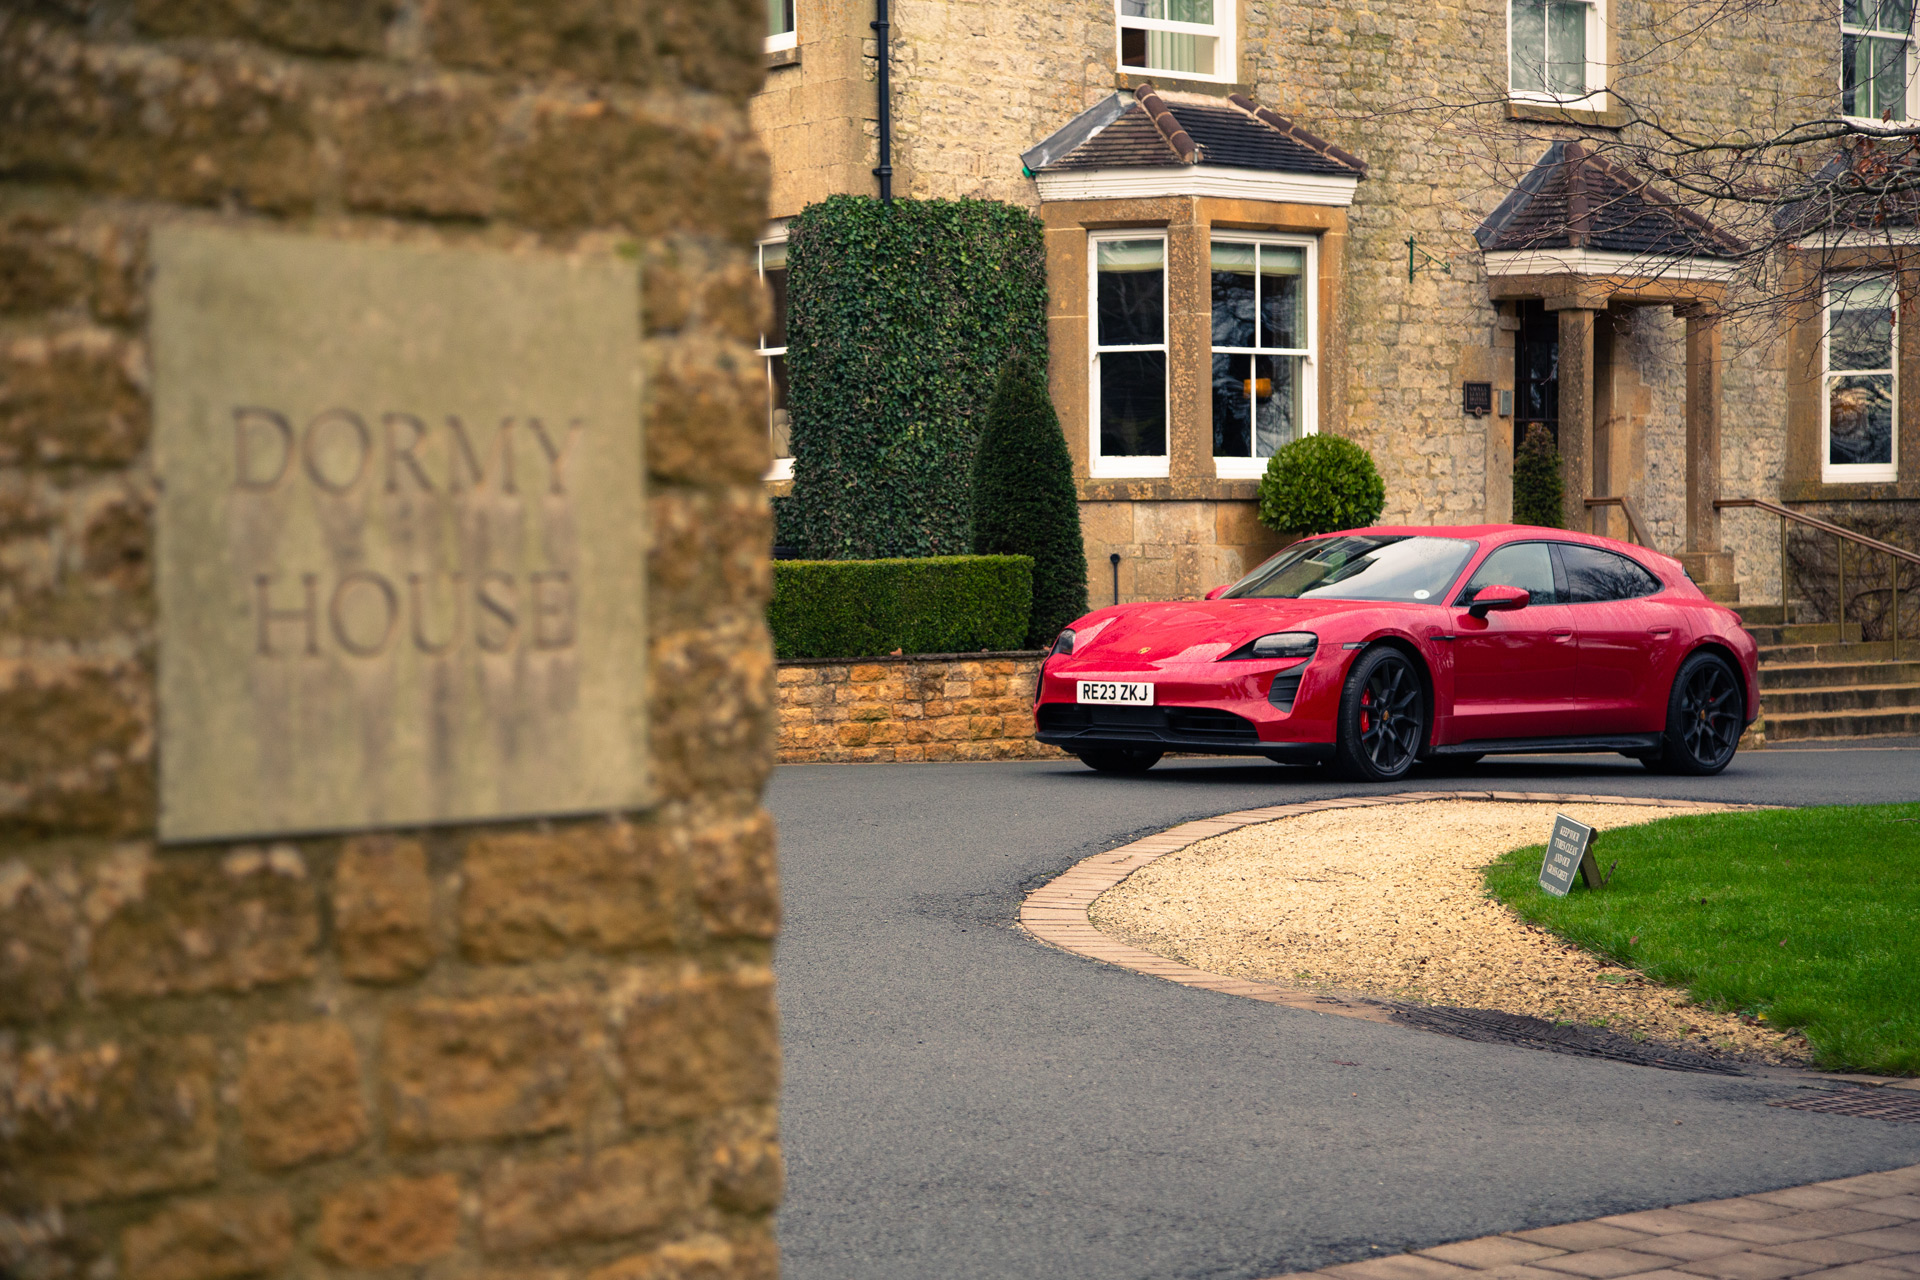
<box><xmin>1559</xmin><ymin>544</ymin><xmax>1664</xmax><ymax>603</ymax></box>
<box><xmin>1222</xmin><ymin>535</ymin><xmax>1478</xmax><ymax>603</ymax></box>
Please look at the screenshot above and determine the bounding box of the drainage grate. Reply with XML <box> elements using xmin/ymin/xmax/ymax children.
<box><xmin>1386</xmin><ymin>1004</ymin><xmax>1746</xmax><ymax>1075</ymax></box>
<box><xmin>1768</xmin><ymin>1089</ymin><xmax>1920</xmax><ymax>1123</ymax></box>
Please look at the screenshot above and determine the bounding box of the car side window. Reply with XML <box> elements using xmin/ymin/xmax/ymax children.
<box><xmin>1458</xmin><ymin>542</ymin><xmax>1558</xmax><ymax>606</ymax></box>
<box><xmin>1557</xmin><ymin>544</ymin><xmax>1663</xmax><ymax>603</ymax></box>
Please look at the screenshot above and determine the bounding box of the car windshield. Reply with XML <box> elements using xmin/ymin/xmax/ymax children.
<box><xmin>1222</xmin><ymin>535</ymin><xmax>1477</xmax><ymax>603</ymax></box>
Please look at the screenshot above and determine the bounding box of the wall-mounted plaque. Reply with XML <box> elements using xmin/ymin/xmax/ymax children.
<box><xmin>153</xmin><ymin>227</ymin><xmax>648</xmax><ymax>842</ymax></box>
<box><xmin>1539</xmin><ymin>814</ymin><xmax>1600</xmax><ymax>897</ymax></box>
<box><xmin>1462</xmin><ymin>381</ymin><xmax>1492</xmax><ymax>417</ymax></box>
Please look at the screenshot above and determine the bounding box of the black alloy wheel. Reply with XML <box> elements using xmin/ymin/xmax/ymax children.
<box><xmin>1076</xmin><ymin>747</ymin><xmax>1164</xmax><ymax>775</ymax></box>
<box><xmin>1333</xmin><ymin>647</ymin><xmax>1427</xmax><ymax>782</ymax></box>
<box><xmin>1645</xmin><ymin>652</ymin><xmax>1743</xmax><ymax>776</ymax></box>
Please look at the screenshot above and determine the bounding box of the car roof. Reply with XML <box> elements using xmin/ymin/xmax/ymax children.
<box><xmin>1312</xmin><ymin>524</ymin><xmax>1655</xmax><ymax>554</ymax></box>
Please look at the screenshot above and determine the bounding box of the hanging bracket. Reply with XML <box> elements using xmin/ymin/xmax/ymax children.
<box><xmin>1407</xmin><ymin>236</ymin><xmax>1452</xmax><ymax>284</ymax></box>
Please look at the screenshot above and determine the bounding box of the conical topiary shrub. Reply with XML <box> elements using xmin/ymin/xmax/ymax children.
<box><xmin>1257</xmin><ymin>433</ymin><xmax>1386</xmax><ymax>536</ymax></box>
<box><xmin>1512</xmin><ymin>422</ymin><xmax>1565</xmax><ymax>528</ymax></box>
<box><xmin>970</xmin><ymin>353</ymin><xmax>1088</xmax><ymax>647</ymax></box>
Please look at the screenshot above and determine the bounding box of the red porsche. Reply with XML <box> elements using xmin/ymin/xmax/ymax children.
<box><xmin>1035</xmin><ymin>525</ymin><xmax>1759</xmax><ymax>781</ymax></box>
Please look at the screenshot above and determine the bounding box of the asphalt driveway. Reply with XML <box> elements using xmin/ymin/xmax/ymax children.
<box><xmin>769</xmin><ymin>744</ymin><xmax>1920</xmax><ymax>1280</ymax></box>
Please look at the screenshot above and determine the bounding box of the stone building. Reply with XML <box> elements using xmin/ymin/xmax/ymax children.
<box><xmin>2</xmin><ymin>6</ymin><xmax>780</xmax><ymax>1280</ymax></box>
<box><xmin>752</xmin><ymin>0</ymin><xmax>1917</xmax><ymax>610</ymax></box>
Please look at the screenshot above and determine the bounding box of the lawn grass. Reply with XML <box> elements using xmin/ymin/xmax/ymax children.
<box><xmin>1483</xmin><ymin>803</ymin><xmax>1920</xmax><ymax>1075</ymax></box>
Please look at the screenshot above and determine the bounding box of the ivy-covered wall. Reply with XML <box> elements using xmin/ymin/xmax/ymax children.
<box><xmin>783</xmin><ymin>195</ymin><xmax>1047</xmax><ymax>559</ymax></box>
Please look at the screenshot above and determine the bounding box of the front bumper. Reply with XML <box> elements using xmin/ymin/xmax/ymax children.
<box><xmin>1034</xmin><ymin>654</ymin><xmax>1340</xmax><ymax>760</ymax></box>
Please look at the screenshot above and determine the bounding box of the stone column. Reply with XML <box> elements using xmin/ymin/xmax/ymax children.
<box><xmin>1683</xmin><ymin>305</ymin><xmax>1724</xmax><ymax>554</ymax></box>
<box><xmin>1554</xmin><ymin>306</ymin><xmax>1597</xmax><ymax>532</ymax></box>
<box><xmin>1167</xmin><ymin>198</ymin><xmax>1212</xmax><ymax>483</ymax></box>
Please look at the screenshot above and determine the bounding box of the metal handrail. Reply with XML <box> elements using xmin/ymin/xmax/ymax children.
<box><xmin>1715</xmin><ymin>497</ymin><xmax>1916</xmax><ymax>658</ymax></box>
<box><xmin>1584</xmin><ymin>495</ymin><xmax>1652</xmax><ymax>548</ymax></box>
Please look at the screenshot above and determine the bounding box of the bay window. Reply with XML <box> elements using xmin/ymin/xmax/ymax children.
<box><xmin>759</xmin><ymin>237</ymin><xmax>792</xmax><ymax>480</ymax></box>
<box><xmin>1091</xmin><ymin>236</ymin><xmax>1168</xmax><ymax>477</ymax></box>
<box><xmin>1118</xmin><ymin>0</ymin><xmax>1233</xmax><ymax>81</ymax></box>
<box><xmin>1509</xmin><ymin>0</ymin><xmax>1602</xmax><ymax>99</ymax></box>
<box><xmin>1843</xmin><ymin>0</ymin><xmax>1914</xmax><ymax>121</ymax></box>
<box><xmin>1210</xmin><ymin>237</ymin><xmax>1314</xmax><ymax>477</ymax></box>
<box><xmin>1823</xmin><ymin>274</ymin><xmax>1899</xmax><ymax>482</ymax></box>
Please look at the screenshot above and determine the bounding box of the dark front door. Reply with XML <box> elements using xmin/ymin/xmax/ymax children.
<box><xmin>1514</xmin><ymin>298</ymin><xmax>1559</xmax><ymax>454</ymax></box>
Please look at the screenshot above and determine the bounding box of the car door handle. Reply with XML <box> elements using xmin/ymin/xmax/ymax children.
<box><xmin>1647</xmin><ymin>626</ymin><xmax>1673</xmax><ymax>637</ymax></box>
<box><xmin>1549</xmin><ymin>628</ymin><xmax>1574</xmax><ymax>639</ymax></box>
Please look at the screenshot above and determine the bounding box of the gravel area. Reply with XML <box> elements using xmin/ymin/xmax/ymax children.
<box><xmin>1088</xmin><ymin>800</ymin><xmax>1809</xmax><ymax>1064</ymax></box>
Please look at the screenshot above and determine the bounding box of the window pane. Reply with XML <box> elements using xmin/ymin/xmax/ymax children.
<box><xmin>1259</xmin><ymin>246</ymin><xmax>1304</xmax><ymax>348</ymax></box>
<box><xmin>1875</xmin><ymin>36</ymin><xmax>1908</xmax><ymax>119</ymax></box>
<box><xmin>1877</xmin><ymin>0</ymin><xmax>1913</xmax><ymax>32</ymax></box>
<box><xmin>1100</xmin><ymin>351</ymin><xmax>1167</xmax><ymax>457</ymax></box>
<box><xmin>1254</xmin><ymin>354</ymin><xmax>1300</xmax><ymax>456</ymax></box>
<box><xmin>1211</xmin><ymin>243</ymin><xmax>1256</xmax><ymax>349</ymax></box>
<box><xmin>1845</xmin><ymin>32</ymin><xmax>1865</xmax><ymax>115</ymax></box>
<box><xmin>769</xmin><ymin>354</ymin><xmax>791</xmax><ymax>459</ymax></box>
<box><xmin>1167</xmin><ymin>0</ymin><xmax>1212</xmax><ymax>21</ymax></box>
<box><xmin>1212</xmin><ymin>353</ymin><xmax>1251</xmax><ymax>457</ymax></box>
<box><xmin>1829</xmin><ymin>374</ymin><xmax>1896</xmax><ymax>466</ymax></box>
<box><xmin>1846</xmin><ymin>0</ymin><xmax>1870</xmax><ymax>23</ymax></box>
<box><xmin>1545</xmin><ymin>1</ymin><xmax>1586</xmax><ymax>93</ymax></box>
<box><xmin>1145</xmin><ymin>30</ymin><xmax>1214</xmax><ymax>73</ymax></box>
<box><xmin>762</xmin><ymin>256</ymin><xmax>788</xmax><ymax>350</ymax></box>
<box><xmin>768</xmin><ymin>0</ymin><xmax>794</xmax><ymax>36</ymax></box>
<box><xmin>1511</xmin><ymin>0</ymin><xmax>1545</xmax><ymax>91</ymax></box>
<box><xmin>1097</xmin><ymin>240</ymin><xmax>1165</xmax><ymax>347</ymax></box>
<box><xmin>1465</xmin><ymin>542</ymin><xmax>1558</xmax><ymax>605</ymax></box>
<box><xmin>1119</xmin><ymin>0</ymin><xmax>1162</xmax><ymax>16</ymax></box>
<box><xmin>1830</xmin><ymin>277</ymin><xmax>1895</xmax><ymax>370</ymax></box>
<box><xmin>1561</xmin><ymin>545</ymin><xmax>1662</xmax><ymax>604</ymax></box>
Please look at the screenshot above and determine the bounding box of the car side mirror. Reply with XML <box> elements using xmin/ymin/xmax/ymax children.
<box><xmin>1467</xmin><ymin>584</ymin><xmax>1530</xmax><ymax>618</ymax></box>
<box><xmin>1204</xmin><ymin>584</ymin><xmax>1229</xmax><ymax>600</ymax></box>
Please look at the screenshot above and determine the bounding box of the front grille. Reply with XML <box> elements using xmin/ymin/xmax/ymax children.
<box><xmin>1036</xmin><ymin>703</ymin><xmax>1259</xmax><ymax>744</ymax></box>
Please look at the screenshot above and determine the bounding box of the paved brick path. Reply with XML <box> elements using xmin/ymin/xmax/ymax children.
<box><xmin>1272</xmin><ymin>1164</ymin><xmax>1920</xmax><ymax>1280</ymax></box>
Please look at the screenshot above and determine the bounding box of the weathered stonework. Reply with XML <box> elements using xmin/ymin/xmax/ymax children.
<box><xmin>775</xmin><ymin>653</ymin><xmax>1064</xmax><ymax>764</ymax></box>
<box><xmin>754</xmin><ymin>0</ymin><xmax>1849</xmax><ymax>606</ymax></box>
<box><xmin>1</xmin><ymin>6</ymin><xmax>780</xmax><ymax>1280</ymax></box>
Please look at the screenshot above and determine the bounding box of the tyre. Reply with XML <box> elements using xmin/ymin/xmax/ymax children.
<box><xmin>1076</xmin><ymin>747</ymin><xmax>1164</xmax><ymax>775</ymax></box>
<box><xmin>1332</xmin><ymin>647</ymin><xmax>1427</xmax><ymax>782</ymax></box>
<box><xmin>1644</xmin><ymin>652</ymin><xmax>1743</xmax><ymax>776</ymax></box>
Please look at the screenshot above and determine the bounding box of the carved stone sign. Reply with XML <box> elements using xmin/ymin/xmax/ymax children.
<box><xmin>153</xmin><ymin>227</ymin><xmax>647</xmax><ymax>842</ymax></box>
<box><xmin>1539</xmin><ymin>814</ymin><xmax>1600</xmax><ymax>897</ymax></box>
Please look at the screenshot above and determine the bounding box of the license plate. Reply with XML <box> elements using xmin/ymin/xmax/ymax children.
<box><xmin>1077</xmin><ymin>680</ymin><xmax>1154</xmax><ymax>706</ymax></box>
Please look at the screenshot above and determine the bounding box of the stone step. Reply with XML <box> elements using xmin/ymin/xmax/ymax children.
<box><xmin>1745</xmin><ymin>622</ymin><xmax>1864</xmax><ymax>646</ymax></box>
<box><xmin>1759</xmin><ymin>639</ymin><xmax>1903</xmax><ymax>664</ymax></box>
<box><xmin>1762</xmin><ymin>683</ymin><xmax>1920</xmax><ymax>715</ymax></box>
<box><xmin>1735</xmin><ymin>604</ymin><xmax>1791</xmax><ymax>626</ymax></box>
<box><xmin>1759</xmin><ymin>659</ymin><xmax>1920</xmax><ymax>689</ymax></box>
<box><xmin>1698</xmin><ymin>581</ymin><xmax>1741</xmax><ymax>604</ymax></box>
<box><xmin>1763</xmin><ymin>706</ymin><xmax>1920</xmax><ymax>740</ymax></box>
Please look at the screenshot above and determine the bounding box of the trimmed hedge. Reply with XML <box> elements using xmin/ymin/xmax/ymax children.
<box><xmin>768</xmin><ymin>555</ymin><xmax>1033</xmax><ymax>659</ymax></box>
<box><xmin>971</xmin><ymin>354</ymin><xmax>1089</xmax><ymax>648</ymax></box>
<box><xmin>1257</xmin><ymin>433</ymin><xmax>1387</xmax><ymax>535</ymax></box>
<box><xmin>783</xmin><ymin>194</ymin><xmax>1048</xmax><ymax>559</ymax></box>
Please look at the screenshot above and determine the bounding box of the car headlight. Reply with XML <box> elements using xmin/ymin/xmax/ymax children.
<box><xmin>1250</xmin><ymin>631</ymin><xmax>1318</xmax><ymax>659</ymax></box>
<box><xmin>1051</xmin><ymin>629</ymin><xmax>1075</xmax><ymax>656</ymax></box>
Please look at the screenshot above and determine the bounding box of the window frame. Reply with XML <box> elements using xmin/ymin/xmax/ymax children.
<box><xmin>1208</xmin><ymin>231</ymin><xmax>1319</xmax><ymax>479</ymax></box>
<box><xmin>1506</xmin><ymin>0</ymin><xmax>1608</xmax><ymax>105</ymax></box>
<box><xmin>766</xmin><ymin>0</ymin><xmax>796</xmax><ymax>52</ymax></box>
<box><xmin>1116</xmin><ymin>0</ymin><xmax>1235</xmax><ymax>83</ymax></box>
<box><xmin>1841</xmin><ymin>0</ymin><xmax>1917</xmax><ymax>124</ymax></box>
<box><xmin>1089</xmin><ymin>231</ymin><xmax>1172</xmax><ymax>480</ymax></box>
<box><xmin>758</xmin><ymin>231</ymin><xmax>793</xmax><ymax>482</ymax></box>
<box><xmin>1821</xmin><ymin>272</ymin><xmax>1901</xmax><ymax>484</ymax></box>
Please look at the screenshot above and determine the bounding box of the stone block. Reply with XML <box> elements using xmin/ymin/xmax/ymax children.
<box><xmin>0</xmin><ymin>858</ymin><xmax>78</xmax><ymax>1021</ymax></box>
<box><xmin>849</xmin><ymin>702</ymin><xmax>890</xmax><ymax>723</ymax></box>
<box><xmin>0</xmin><ymin>329</ymin><xmax>145</xmax><ymax>467</ymax></box>
<box><xmin>776</xmin><ymin>666</ymin><xmax>817</xmax><ymax>685</ymax></box>
<box><xmin>480</xmin><ymin>1136</ymin><xmax>695</xmax><ymax>1253</ymax></box>
<box><xmin>332</xmin><ymin>835</ymin><xmax>435</xmax><ymax>983</ymax></box>
<box><xmin>132</xmin><ymin>0</ymin><xmax>397</xmax><ymax>55</ymax></box>
<box><xmin>427</xmin><ymin>0</ymin><xmax>763</xmax><ymax>99</ymax></box>
<box><xmin>586</xmin><ymin>1234</ymin><xmax>746</xmax><ymax>1280</ymax></box>
<box><xmin>89</xmin><ymin>845</ymin><xmax>319</xmax><ymax>998</ymax></box>
<box><xmin>0</xmin><ymin>1035</ymin><xmax>218</xmax><ymax>1205</ymax></box>
<box><xmin>649</xmin><ymin>619</ymin><xmax>776</xmax><ymax>804</ymax></box>
<box><xmin>849</xmin><ymin>664</ymin><xmax>888</xmax><ymax>683</ymax></box>
<box><xmin>122</xmin><ymin>1193</ymin><xmax>293</xmax><ymax>1280</ymax></box>
<box><xmin>614</xmin><ymin>964</ymin><xmax>778</xmax><ymax>1126</ymax></box>
<box><xmin>0</xmin><ymin>658</ymin><xmax>151</xmax><ymax>838</ymax></box>
<box><xmin>638</xmin><ymin>236</ymin><xmax>763</xmax><ymax>345</ymax></box>
<box><xmin>704</xmin><ymin>1109</ymin><xmax>782</xmax><ymax>1214</ymax></box>
<box><xmin>835</xmin><ymin>723</ymin><xmax>871</xmax><ymax>747</ymax></box>
<box><xmin>0</xmin><ymin>218</ymin><xmax>92</xmax><ymax>316</ymax></box>
<box><xmin>238</xmin><ymin>1020</ymin><xmax>367</xmax><ymax>1169</ymax></box>
<box><xmin>383</xmin><ymin>994</ymin><xmax>597</xmax><ymax>1146</ymax></box>
<box><xmin>316</xmin><ymin>1173</ymin><xmax>461</xmax><ymax>1269</ymax></box>
<box><xmin>461</xmin><ymin>821</ymin><xmax>679</xmax><ymax>962</ymax></box>
<box><xmin>336</xmin><ymin>74</ymin><xmax>505</xmax><ymax>219</ymax></box>
<box><xmin>690</xmin><ymin>809</ymin><xmax>779</xmax><ymax>941</ymax></box>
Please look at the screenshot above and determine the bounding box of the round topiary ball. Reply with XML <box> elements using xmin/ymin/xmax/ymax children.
<box><xmin>1257</xmin><ymin>434</ymin><xmax>1387</xmax><ymax>536</ymax></box>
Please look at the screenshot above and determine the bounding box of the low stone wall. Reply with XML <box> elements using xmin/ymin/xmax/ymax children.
<box><xmin>777</xmin><ymin>652</ymin><xmax>1066</xmax><ymax>763</ymax></box>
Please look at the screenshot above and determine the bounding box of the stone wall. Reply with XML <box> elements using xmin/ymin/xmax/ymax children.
<box><xmin>776</xmin><ymin>653</ymin><xmax>1063</xmax><ymax>763</ymax></box>
<box><xmin>1</xmin><ymin>7</ymin><xmax>781</xmax><ymax>1280</ymax></box>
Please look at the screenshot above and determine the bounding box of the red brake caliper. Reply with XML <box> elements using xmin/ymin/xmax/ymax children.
<box><xmin>1360</xmin><ymin>687</ymin><xmax>1372</xmax><ymax>734</ymax></box>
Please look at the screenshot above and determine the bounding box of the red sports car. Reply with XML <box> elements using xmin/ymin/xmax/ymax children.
<box><xmin>1035</xmin><ymin>525</ymin><xmax>1759</xmax><ymax>781</ymax></box>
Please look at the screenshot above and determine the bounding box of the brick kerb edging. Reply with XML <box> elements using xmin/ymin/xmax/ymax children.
<box><xmin>1019</xmin><ymin>789</ymin><xmax>1920</xmax><ymax>1089</ymax></box>
<box><xmin>777</xmin><ymin>648</ymin><xmax>1047</xmax><ymax>667</ymax></box>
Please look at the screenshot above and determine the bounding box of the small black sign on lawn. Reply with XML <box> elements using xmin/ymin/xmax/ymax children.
<box><xmin>1540</xmin><ymin>814</ymin><xmax>1605</xmax><ymax>897</ymax></box>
